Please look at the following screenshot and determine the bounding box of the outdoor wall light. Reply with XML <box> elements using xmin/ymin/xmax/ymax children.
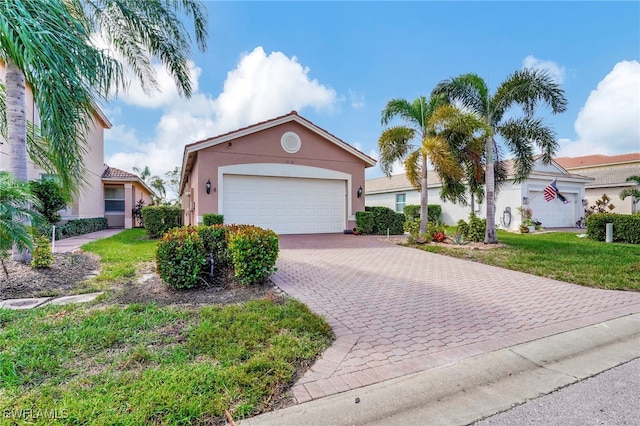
<box><xmin>357</xmin><ymin>186</ymin><xmax>363</xmax><ymax>198</ymax></box>
<box><xmin>582</xmin><ymin>199</ymin><xmax>588</xmax><ymax>206</ymax></box>
<box><xmin>522</xmin><ymin>196</ymin><xmax>529</xmax><ymax>205</ymax></box>
<box><xmin>205</xmin><ymin>179</ymin><xmax>212</xmax><ymax>194</ymax></box>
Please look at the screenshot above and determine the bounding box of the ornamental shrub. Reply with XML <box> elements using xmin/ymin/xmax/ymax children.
<box><xmin>142</xmin><ymin>206</ymin><xmax>181</xmax><ymax>238</ymax></box>
<box><xmin>587</xmin><ymin>213</ymin><xmax>640</xmax><ymax>244</ymax></box>
<box><xmin>365</xmin><ymin>206</ymin><xmax>405</xmax><ymax>235</ymax></box>
<box><xmin>60</xmin><ymin>217</ymin><xmax>108</xmax><ymax>238</ymax></box>
<box><xmin>403</xmin><ymin>217</ymin><xmax>420</xmax><ymax>237</ymax></box>
<box><xmin>456</xmin><ymin>219</ymin><xmax>470</xmax><ymax>239</ymax></box>
<box><xmin>427</xmin><ymin>205</ymin><xmax>442</xmax><ymax>224</ymax></box>
<box><xmin>403</xmin><ymin>205</ymin><xmax>421</xmax><ymax>221</ymax></box>
<box><xmin>467</xmin><ymin>214</ymin><xmax>486</xmax><ymax>242</ymax></box>
<box><xmin>355</xmin><ymin>211</ymin><xmax>374</xmax><ymax>234</ymax></box>
<box><xmin>197</xmin><ymin>224</ymin><xmax>232</xmax><ymax>267</ymax></box>
<box><xmin>228</xmin><ymin>225</ymin><xmax>279</xmax><ymax>285</ymax></box>
<box><xmin>156</xmin><ymin>226</ymin><xmax>207</xmax><ymax>289</ymax></box>
<box><xmin>29</xmin><ymin>179</ymin><xmax>68</xmax><ymax>224</ymax></box>
<box><xmin>31</xmin><ymin>235</ymin><xmax>55</xmax><ymax>268</ymax></box>
<box><xmin>203</xmin><ymin>214</ymin><xmax>224</xmax><ymax>226</ymax></box>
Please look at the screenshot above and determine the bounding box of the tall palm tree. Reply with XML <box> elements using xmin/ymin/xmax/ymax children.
<box><xmin>134</xmin><ymin>165</ymin><xmax>167</xmax><ymax>204</ymax></box>
<box><xmin>0</xmin><ymin>171</ymin><xmax>42</xmax><ymax>272</ymax></box>
<box><xmin>433</xmin><ymin>70</ymin><xmax>567</xmax><ymax>243</ymax></box>
<box><xmin>379</xmin><ymin>96</ymin><xmax>490</xmax><ymax>234</ymax></box>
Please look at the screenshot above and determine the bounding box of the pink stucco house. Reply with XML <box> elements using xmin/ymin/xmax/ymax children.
<box><xmin>179</xmin><ymin>111</ymin><xmax>376</xmax><ymax>234</ymax></box>
<box><xmin>0</xmin><ymin>62</ymin><xmax>153</xmax><ymax>229</ymax></box>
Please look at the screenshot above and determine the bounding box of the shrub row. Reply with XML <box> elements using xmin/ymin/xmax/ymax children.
<box><xmin>37</xmin><ymin>217</ymin><xmax>108</xmax><ymax>240</ymax></box>
<box><xmin>364</xmin><ymin>206</ymin><xmax>405</xmax><ymax>235</ymax></box>
<box><xmin>156</xmin><ymin>224</ymin><xmax>279</xmax><ymax>289</ymax></box>
<box><xmin>202</xmin><ymin>213</ymin><xmax>224</xmax><ymax>226</ymax></box>
<box><xmin>403</xmin><ymin>204</ymin><xmax>442</xmax><ymax>224</ymax></box>
<box><xmin>586</xmin><ymin>213</ymin><xmax>640</xmax><ymax>244</ymax></box>
<box><xmin>355</xmin><ymin>211</ymin><xmax>374</xmax><ymax>234</ymax></box>
<box><xmin>142</xmin><ymin>206</ymin><xmax>181</xmax><ymax>239</ymax></box>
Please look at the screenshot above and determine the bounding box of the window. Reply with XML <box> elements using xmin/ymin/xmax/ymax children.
<box><xmin>395</xmin><ymin>193</ymin><xmax>406</xmax><ymax>213</ymax></box>
<box><xmin>104</xmin><ymin>186</ymin><xmax>125</xmax><ymax>212</ymax></box>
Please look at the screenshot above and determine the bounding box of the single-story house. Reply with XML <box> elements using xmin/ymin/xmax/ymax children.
<box><xmin>179</xmin><ymin>111</ymin><xmax>377</xmax><ymax>234</ymax></box>
<box><xmin>555</xmin><ymin>153</ymin><xmax>640</xmax><ymax>214</ymax></box>
<box><xmin>102</xmin><ymin>165</ymin><xmax>154</xmax><ymax>228</ymax></box>
<box><xmin>365</xmin><ymin>157</ymin><xmax>593</xmax><ymax>230</ymax></box>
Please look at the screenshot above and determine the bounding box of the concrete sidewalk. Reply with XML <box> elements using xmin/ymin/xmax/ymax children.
<box><xmin>240</xmin><ymin>313</ymin><xmax>640</xmax><ymax>425</ymax></box>
<box><xmin>53</xmin><ymin>228</ymin><xmax>124</xmax><ymax>253</ymax></box>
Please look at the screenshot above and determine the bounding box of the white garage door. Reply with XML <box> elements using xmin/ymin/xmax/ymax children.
<box><xmin>529</xmin><ymin>191</ymin><xmax>576</xmax><ymax>227</ymax></box>
<box><xmin>223</xmin><ymin>175</ymin><xmax>346</xmax><ymax>234</ymax></box>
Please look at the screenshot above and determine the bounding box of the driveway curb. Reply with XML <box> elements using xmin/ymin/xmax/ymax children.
<box><xmin>239</xmin><ymin>313</ymin><xmax>640</xmax><ymax>425</ymax></box>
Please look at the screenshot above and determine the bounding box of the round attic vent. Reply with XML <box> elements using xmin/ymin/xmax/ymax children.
<box><xmin>281</xmin><ymin>131</ymin><xmax>301</xmax><ymax>153</ymax></box>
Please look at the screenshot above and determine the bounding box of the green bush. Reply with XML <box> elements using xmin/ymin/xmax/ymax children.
<box><xmin>365</xmin><ymin>206</ymin><xmax>405</xmax><ymax>235</ymax></box>
<box><xmin>31</xmin><ymin>235</ymin><xmax>55</xmax><ymax>268</ymax></box>
<box><xmin>355</xmin><ymin>211</ymin><xmax>374</xmax><ymax>234</ymax></box>
<box><xmin>197</xmin><ymin>225</ymin><xmax>232</xmax><ymax>267</ymax></box>
<box><xmin>403</xmin><ymin>217</ymin><xmax>420</xmax><ymax>237</ymax></box>
<box><xmin>403</xmin><ymin>204</ymin><xmax>442</xmax><ymax>224</ymax></box>
<box><xmin>456</xmin><ymin>219</ymin><xmax>470</xmax><ymax>239</ymax></box>
<box><xmin>587</xmin><ymin>213</ymin><xmax>640</xmax><ymax>244</ymax></box>
<box><xmin>403</xmin><ymin>205</ymin><xmax>420</xmax><ymax>221</ymax></box>
<box><xmin>35</xmin><ymin>222</ymin><xmax>62</xmax><ymax>241</ymax></box>
<box><xmin>228</xmin><ymin>226</ymin><xmax>279</xmax><ymax>285</ymax></box>
<box><xmin>467</xmin><ymin>214</ymin><xmax>486</xmax><ymax>242</ymax></box>
<box><xmin>156</xmin><ymin>227</ymin><xmax>207</xmax><ymax>289</ymax></box>
<box><xmin>142</xmin><ymin>206</ymin><xmax>181</xmax><ymax>239</ymax></box>
<box><xmin>203</xmin><ymin>214</ymin><xmax>224</xmax><ymax>226</ymax></box>
<box><xmin>29</xmin><ymin>179</ymin><xmax>68</xmax><ymax>224</ymax></box>
<box><xmin>59</xmin><ymin>217</ymin><xmax>108</xmax><ymax>238</ymax></box>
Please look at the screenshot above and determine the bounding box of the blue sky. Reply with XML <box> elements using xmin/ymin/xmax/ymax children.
<box><xmin>102</xmin><ymin>1</ymin><xmax>640</xmax><ymax>181</ymax></box>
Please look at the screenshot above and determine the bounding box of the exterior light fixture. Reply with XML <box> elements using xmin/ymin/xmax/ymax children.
<box><xmin>522</xmin><ymin>196</ymin><xmax>529</xmax><ymax>205</ymax></box>
<box><xmin>357</xmin><ymin>186</ymin><xmax>363</xmax><ymax>198</ymax></box>
<box><xmin>205</xmin><ymin>179</ymin><xmax>212</xmax><ymax>194</ymax></box>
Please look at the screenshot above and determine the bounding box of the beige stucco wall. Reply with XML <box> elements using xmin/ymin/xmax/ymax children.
<box><xmin>183</xmin><ymin>121</ymin><xmax>368</xmax><ymax>229</ymax></box>
<box><xmin>103</xmin><ymin>180</ymin><xmax>154</xmax><ymax>228</ymax></box>
<box><xmin>584</xmin><ymin>188</ymin><xmax>637</xmax><ymax>215</ymax></box>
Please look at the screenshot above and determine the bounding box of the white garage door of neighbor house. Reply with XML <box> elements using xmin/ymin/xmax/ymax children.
<box><xmin>528</xmin><ymin>191</ymin><xmax>576</xmax><ymax>228</ymax></box>
<box><xmin>223</xmin><ymin>175</ymin><xmax>346</xmax><ymax>234</ymax></box>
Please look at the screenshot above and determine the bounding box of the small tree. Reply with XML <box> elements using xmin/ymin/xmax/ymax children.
<box><xmin>619</xmin><ymin>175</ymin><xmax>640</xmax><ymax>205</ymax></box>
<box><xmin>587</xmin><ymin>194</ymin><xmax>615</xmax><ymax>215</ymax></box>
<box><xmin>29</xmin><ymin>178</ymin><xmax>68</xmax><ymax>224</ymax></box>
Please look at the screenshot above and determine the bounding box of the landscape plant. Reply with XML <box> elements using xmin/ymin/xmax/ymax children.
<box><xmin>355</xmin><ymin>211</ymin><xmax>374</xmax><ymax>234</ymax></box>
<box><xmin>203</xmin><ymin>213</ymin><xmax>224</xmax><ymax>226</ymax></box>
<box><xmin>30</xmin><ymin>234</ymin><xmax>55</xmax><ymax>268</ymax></box>
<box><xmin>433</xmin><ymin>69</ymin><xmax>568</xmax><ymax>243</ymax></box>
<box><xmin>619</xmin><ymin>175</ymin><xmax>640</xmax><ymax>203</ymax></box>
<box><xmin>156</xmin><ymin>226</ymin><xmax>207</xmax><ymax>289</ymax></box>
<box><xmin>28</xmin><ymin>178</ymin><xmax>68</xmax><ymax>224</ymax></box>
<box><xmin>228</xmin><ymin>226</ymin><xmax>279</xmax><ymax>285</ymax></box>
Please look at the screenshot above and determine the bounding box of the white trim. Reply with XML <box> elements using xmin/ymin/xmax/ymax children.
<box><xmin>281</xmin><ymin>131</ymin><xmax>301</xmax><ymax>153</ymax></box>
<box><xmin>218</xmin><ymin>163</ymin><xmax>355</xmax><ymax>221</ymax></box>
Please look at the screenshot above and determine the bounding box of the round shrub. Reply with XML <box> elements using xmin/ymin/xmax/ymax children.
<box><xmin>156</xmin><ymin>227</ymin><xmax>207</xmax><ymax>289</ymax></box>
<box><xmin>228</xmin><ymin>225</ymin><xmax>279</xmax><ymax>285</ymax></box>
<box><xmin>468</xmin><ymin>214</ymin><xmax>486</xmax><ymax>242</ymax></box>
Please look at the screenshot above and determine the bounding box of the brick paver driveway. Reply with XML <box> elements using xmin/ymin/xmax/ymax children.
<box><xmin>273</xmin><ymin>234</ymin><xmax>640</xmax><ymax>403</ymax></box>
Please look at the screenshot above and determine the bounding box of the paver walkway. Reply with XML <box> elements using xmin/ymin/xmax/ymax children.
<box><xmin>273</xmin><ymin>234</ymin><xmax>640</xmax><ymax>403</ymax></box>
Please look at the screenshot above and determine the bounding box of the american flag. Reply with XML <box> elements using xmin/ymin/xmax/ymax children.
<box><xmin>544</xmin><ymin>179</ymin><xmax>558</xmax><ymax>202</ymax></box>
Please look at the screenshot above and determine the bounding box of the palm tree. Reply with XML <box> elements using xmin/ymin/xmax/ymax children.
<box><xmin>433</xmin><ymin>70</ymin><xmax>568</xmax><ymax>243</ymax></box>
<box><xmin>0</xmin><ymin>171</ymin><xmax>42</xmax><ymax>271</ymax></box>
<box><xmin>619</xmin><ymin>175</ymin><xmax>640</xmax><ymax>207</ymax></box>
<box><xmin>379</xmin><ymin>96</ymin><xmax>490</xmax><ymax>234</ymax></box>
<box><xmin>1</xmin><ymin>0</ymin><xmax>123</xmax><ymax>195</ymax></box>
<box><xmin>134</xmin><ymin>165</ymin><xmax>167</xmax><ymax>204</ymax></box>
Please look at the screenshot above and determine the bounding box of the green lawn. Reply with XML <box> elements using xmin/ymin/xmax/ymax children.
<box><xmin>0</xmin><ymin>229</ymin><xmax>333</xmax><ymax>424</ymax></box>
<box><xmin>410</xmin><ymin>230</ymin><xmax>640</xmax><ymax>291</ymax></box>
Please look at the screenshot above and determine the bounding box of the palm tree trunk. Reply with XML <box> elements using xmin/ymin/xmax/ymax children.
<box><xmin>470</xmin><ymin>190</ymin><xmax>475</xmax><ymax>215</ymax></box>
<box><xmin>419</xmin><ymin>153</ymin><xmax>429</xmax><ymax>234</ymax></box>
<box><xmin>484</xmin><ymin>137</ymin><xmax>498</xmax><ymax>244</ymax></box>
<box><xmin>6</xmin><ymin>60</ymin><xmax>31</xmax><ymax>261</ymax></box>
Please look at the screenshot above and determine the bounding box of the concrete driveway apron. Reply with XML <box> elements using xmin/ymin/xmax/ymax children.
<box><xmin>272</xmin><ymin>234</ymin><xmax>640</xmax><ymax>403</ymax></box>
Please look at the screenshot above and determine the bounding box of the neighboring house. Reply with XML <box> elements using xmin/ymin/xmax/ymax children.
<box><xmin>102</xmin><ymin>165</ymin><xmax>154</xmax><ymax>228</ymax></box>
<box><xmin>366</xmin><ymin>157</ymin><xmax>593</xmax><ymax>230</ymax></box>
<box><xmin>0</xmin><ymin>64</ymin><xmax>153</xmax><ymax>229</ymax></box>
<box><xmin>555</xmin><ymin>153</ymin><xmax>640</xmax><ymax>214</ymax></box>
<box><xmin>179</xmin><ymin>111</ymin><xmax>376</xmax><ymax>234</ymax></box>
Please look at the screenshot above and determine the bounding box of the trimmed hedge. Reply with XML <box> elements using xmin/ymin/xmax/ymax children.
<box><xmin>203</xmin><ymin>213</ymin><xmax>224</xmax><ymax>226</ymax></box>
<box><xmin>37</xmin><ymin>217</ymin><xmax>109</xmax><ymax>240</ymax></box>
<box><xmin>156</xmin><ymin>227</ymin><xmax>207</xmax><ymax>289</ymax></box>
<box><xmin>403</xmin><ymin>204</ymin><xmax>442</xmax><ymax>224</ymax></box>
<box><xmin>142</xmin><ymin>206</ymin><xmax>181</xmax><ymax>239</ymax></box>
<box><xmin>355</xmin><ymin>211</ymin><xmax>374</xmax><ymax>234</ymax></box>
<box><xmin>587</xmin><ymin>213</ymin><xmax>640</xmax><ymax>244</ymax></box>
<box><xmin>365</xmin><ymin>206</ymin><xmax>405</xmax><ymax>235</ymax></box>
<box><xmin>155</xmin><ymin>224</ymin><xmax>279</xmax><ymax>289</ymax></box>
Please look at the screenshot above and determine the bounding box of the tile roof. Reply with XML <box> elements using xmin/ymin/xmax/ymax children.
<box><xmin>571</xmin><ymin>164</ymin><xmax>640</xmax><ymax>188</ymax></box>
<box><xmin>554</xmin><ymin>153</ymin><xmax>640</xmax><ymax>169</ymax></box>
<box><xmin>102</xmin><ymin>165</ymin><xmax>139</xmax><ymax>179</ymax></box>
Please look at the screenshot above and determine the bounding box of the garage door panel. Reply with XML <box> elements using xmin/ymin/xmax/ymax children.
<box><xmin>529</xmin><ymin>191</ymin><xmax>576</xmax><ymax>227</ymax></box>
<box><xmin>223</xmin><ymin>175</ymin><xmax>345</xmax><ymax>234</ymax></box>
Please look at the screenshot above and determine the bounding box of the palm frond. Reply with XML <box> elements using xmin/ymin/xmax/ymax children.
<box><xmin>381</xmin><ymin>98</ymin><xmax>424</xmax><ymax>128</ymax></box>
<box><xmin>404</xmin><ymin>150</ymin><xmax>422</xmax><ymax>190</ymax></box>
<box><xmin>432</xmin><ymin>73</ymin><xmax>490</xmax><ymax>118</ymax></box>
<box><xmin>377</xmin><ymin>126</ymin><xmax>417</xmax><ymax>176</ymax></box>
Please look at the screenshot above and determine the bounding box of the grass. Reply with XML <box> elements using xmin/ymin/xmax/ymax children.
<box><xmin>0</xmin><ymin>300</ymin><xmax>332</xmax><ymax>424</ymax></box>
<box><xmin>81</xmin><ymin>228</ymin><xmax>157</xmax><ymax>285</ymax></box>
<box><xmin>410</xmin><ymin>230</ymin><xmax>640</xmax><ymax>291</ymax></box>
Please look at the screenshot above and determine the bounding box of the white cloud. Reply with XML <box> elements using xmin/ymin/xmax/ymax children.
<box><xmin>348</xmin><ymin>89</ymin><xmax>366</xmax><ymax>109</ymax></box>
<box><xmin>522</xmin><ymin>55</ymin><xmax>565</xmax><ymax>83</ymax></box>
<box><xmin>557</xmin><ymin>60</ymin><xmax>640</xmax><ymax>156</ymax></box>
<box><xmin>105</xmin><ymin>46</ymin><xmax>339</xmax><ymax>196</ymax></box>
